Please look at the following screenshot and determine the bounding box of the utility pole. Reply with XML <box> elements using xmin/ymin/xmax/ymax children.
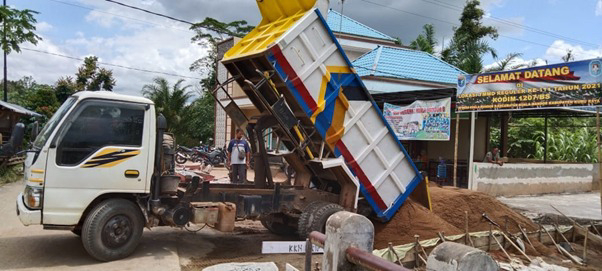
<box><xmin>3</xmin><ymin>0</ymin><xmax>7</xmax><ymax>102</ymax></box>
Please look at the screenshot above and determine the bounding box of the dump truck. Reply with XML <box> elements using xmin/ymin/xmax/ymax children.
<box><xmin>15</xmin><ymin>0</ymin><xmax>423</xmax><ymax>262</ymax></box>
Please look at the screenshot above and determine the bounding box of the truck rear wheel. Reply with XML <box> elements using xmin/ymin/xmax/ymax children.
<box><xmin>297</xmin><ymin>201</ymin><xmax>343</xmax><ymax>239</ymax></box>
<box><xmin>81</xmin><ymin>198</ymin><xmax>144</xmax><ymax>261</ymax></box>
<box><xmin>260</xmin><ymin>213</ymin><xmax>296</xmax><ymax>236</ymax></box>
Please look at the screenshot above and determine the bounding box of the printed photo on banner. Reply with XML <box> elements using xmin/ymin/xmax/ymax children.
<box><xmin>456</xmin><ymin>58</ymin><xmax>602</xmax><ymax>112</ymax></box>
<box><xmin>383</xmin><ymin>98</ymin><xmax>451</xmax><ymax>141</ymax></box>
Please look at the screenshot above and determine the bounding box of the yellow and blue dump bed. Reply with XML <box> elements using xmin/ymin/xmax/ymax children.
<box><xmin>222</xmin><ymin>0</ymin><xmax>422</xmax><ymax>221</ymax></box>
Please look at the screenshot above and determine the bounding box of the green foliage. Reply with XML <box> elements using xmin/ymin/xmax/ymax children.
<box><xmin>184</xmin><ymin>17</ymin><xmax>253</xmax><ymax>146</ymax></box>
<box><xmin>485</xmin><ymin>52</ymin><xmax>527</xmax><ymax>72</ymax></box>
<box><xmin>3</xmin><ymin>76</ymin><xmax>58</xmax><ymax>119</ymax></box>
<box><xmin>25</xmin><ymin>84</ymin><xmax>59</xmax><ymax>118</ymax></box>
<box><xmin>409</xmin><ymin>24</ymin><xmax>436</xmax><ymax>54</ymax></box>
<box><xmin>55</xmin><ymin>76</ymin><xmax>75</xmax><ymax>103</ymax></box>
<box><xmin>74</xmin><ymin>56</ymin><xmax>116</xmax><ymax>91</ymax></box>
<box><xmin>185</xmin><ymin>93</ymin><xmax>215</xmax><ymax>146</ymax></box>
<box><xmin>53</xmin><ymin>56</ymin><xmax>116</xmax><ymax>101</ymax></box>
<box><xmin>142</xmin><ymin>77</ymin><xmax>195</xmax><ymax>143</ymax></box>
<box><xmin>0</xmin><ymin>6</ymin><xmax>41</xmax><ymax>54</ymax></box>
<box><xmin>504</xmin><ymin>117</ymin><xmax>600</xmax><ymax>163</ymax></box>
<box><xmin>0</xmin><ymin>164</ymin><xmax>23</xmax><ymax>185</ymax></box>
<box><xmin>441</xmin><ymin>0</ymin><xmax>497</xmax><ymax>73</ymax></box>
<box><xmin>454</xmin><ymin>0</ymin><xmax>498</xmax><ymax>42</ymax></box>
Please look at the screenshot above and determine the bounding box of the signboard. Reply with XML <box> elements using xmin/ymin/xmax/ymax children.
<box><xmin>456</xmin><ymin>58</ymin><xmax>602</xmax><ymax>112</ymax></box>
<box><xmin>383</xmin><ymin>98</ymin><xmax>451</xmax><ymax>141</ymax></box>
<box><xmin>261</xmin><ymin>241</ymin><xmax>324</xmax><ymax>254</ymax></box>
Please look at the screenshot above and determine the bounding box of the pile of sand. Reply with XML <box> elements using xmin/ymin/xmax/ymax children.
<box><xmin>373</xmin><ymin>200</ymin><xmax>462</xmax><ymax>247</ymax></box>
<box><xmin>429</xmin><ymin>186</ymin><xmax>537</xmax><ymax>232</ymax></box>
<box><xmin>373</xmin><ymin>186</ymin><xmax>537</xmax><ymax>249</ymax></box>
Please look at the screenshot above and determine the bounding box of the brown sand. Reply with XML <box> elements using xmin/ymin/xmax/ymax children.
<box><xmin>373</xmin><ymin>199</ymin><xmax>462</xmax><ymax>248</ymax></box>
<box><xmin>373</xmin><ymin>186</ymin><xmax>537</xmax><ymax>249</ymax></box>
<box><xmin>429</xmin><ymin>186</ymin><xmax>537</xmax><ymax>232</ymax></box>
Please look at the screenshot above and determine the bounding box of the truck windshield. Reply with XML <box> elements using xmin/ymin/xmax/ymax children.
<box><xmin>32</xmin><ymin>97</ymin><xmax>77</xmax><ymax>150</ymax></box>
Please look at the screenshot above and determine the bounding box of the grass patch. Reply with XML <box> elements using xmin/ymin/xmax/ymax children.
<box><xmin>0</xmin><ymin>164</ymin><xmax>24</xmax><ymax>185</ymax></box>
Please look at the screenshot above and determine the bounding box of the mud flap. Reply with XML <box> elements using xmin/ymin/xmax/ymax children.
<box><xmin>409</xmin><ymin>176</ymin><xmax>432</xmax><ymax>211</ymax></box>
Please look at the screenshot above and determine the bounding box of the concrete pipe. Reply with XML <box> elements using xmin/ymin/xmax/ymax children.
<box><xmin>426</xmin><ymin>242</ymin><xmax>498</xmax><ymax>271</ymax></box>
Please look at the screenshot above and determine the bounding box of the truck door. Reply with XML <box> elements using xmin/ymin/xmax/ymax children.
<box><xmin>42</xmin><ymin>99</ymin><xmax>151</xmax><ymax>225</ymax></box>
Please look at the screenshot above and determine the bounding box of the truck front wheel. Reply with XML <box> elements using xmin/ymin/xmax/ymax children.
<box><xmin>81</xmin><ymin>198</ymin><xmax>144</xmax><ymax>261</ymax></box>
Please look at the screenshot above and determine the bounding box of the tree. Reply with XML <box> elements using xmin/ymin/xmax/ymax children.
<box><xmin>74</xmin><ymin>56</ymin><xmax>115</xmax><ymax>91</ymax></box>
<box><xmin>0</xmin><ymin>6</ymin><xmax>41</xmax><ymax>54</ymax></box>
<box><xmin>2</xmin><ymin>76</ymin><xmax>59</xmax><ymax>118</ymax></box>
<box><xmin>485</xmin><ymin>52</ymin><xmax>527</xmax><ymax>72</ymax></box>
<box><xmin>562</xmin><ymin>49</ymin><xmax>575</xmax><ymax>62</ymax></box>
<box><xmin>441</xmin><ymin>0</ymin><xmax>498</xmax><ymax>73</ymax></box>
<box><xmin>1</xmin><ymin>6</ymin><xmax>42</xmax><ymax>101</ymax></box>
<box><xmin>190</xmin><ymin>18</ymin><xmax>253</xmax><ymax>91</ymax></box>
<box><xmin>54</xmin><ymin>56</ymin><xmax>116</xmax><ymax>103</ymax></box>
<box><xmin>409</xmin><ymin>24</ymin><xmax>437</xmax><ymax>54</ymax></box>
<box><xmin>142</xmin><ymin>77</ymin><xmax>194</xmax><ymax>143</ymax></box>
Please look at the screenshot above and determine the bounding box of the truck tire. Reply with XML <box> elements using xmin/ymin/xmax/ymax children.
<box><xmin>297</xmin><ymin>201</ymin><xmax>325</xmax><ymax>239</ymax></box>
<box><xmin>81</xmin><ymin>198</ymin><xmax>144</xmax><ymax>261</ymax></box>
<box><xmin>299</xmin><ymin>202</ymin><xmax>343</xmax><ymax>239</ymax></box>
<box><xmin>260</xmin><ymin>214</ymin><xmax>296</xmax><ymax>236</ymax></box>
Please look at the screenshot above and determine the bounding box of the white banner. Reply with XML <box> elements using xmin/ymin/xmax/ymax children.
<box><xmin>383</xmin><ymin>98</ymin><xmax>451</xmax><ymax>141</ymax></box>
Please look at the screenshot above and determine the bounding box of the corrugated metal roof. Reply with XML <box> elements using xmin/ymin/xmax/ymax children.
<box><xmin>327</xmin><ymin>9</ymin><xmax>395</xmax><ymax>41</ymax></box>
<box><xmin>353</xmin><ymin>45</ymin><xmax>466</xmax><ymax>85</ymax></box>
<box><xmin>0</xmin><ymin>100</ymin><xmax>42</xmax><ymax>117</ymax></box>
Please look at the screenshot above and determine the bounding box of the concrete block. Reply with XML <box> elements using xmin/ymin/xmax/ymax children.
<box><xmin>426</xmin><ymin>242</ymin><xmax>498</xmax><ymax>271</ymax></box>
<box><xmin>322</xmin><ymin>211</ymin><xmax>374</xmax><ymax>271</ymax></box>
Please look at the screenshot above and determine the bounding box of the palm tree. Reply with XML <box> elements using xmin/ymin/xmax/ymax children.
<box><xmin>409</xmin><ymin>24</ymin><xmax>437</xmax><ymax>54</ymax></box>
<box><xmin>447</xmin><ymin>36</ymin><xmax>497</xmax><ymax>74</ymax></box>
<box><xmin>562</xmin><ymin>49</ymin><xmax>575</xmax><ymax>62</ymax></box>
<box><xmin>485</xmin><ymin>52</ymin><xmax>527</xmax><ymax>72</ymax></box>
<box><xmin>142</xmin><ymin>77</ymin><xmax>193</xmax><ymax>141</ymax></box>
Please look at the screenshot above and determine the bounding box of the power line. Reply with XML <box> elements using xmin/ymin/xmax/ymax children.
<box><xmin>103</xmin><ymin>0</ymin><xmax>242</xmax><ymax>37</ymax></box>
<box><xmin>104</xmin><ymin>0</ymin><xmax>194</xmax><ymax>25</ymax></box>
<box><xmin>416</xmin><ymin>0</ymin><xmax>599</xmax><ymax>48</ymax></box>
<box><xmin>22</xmin><ymin>47</ymin><xmax>203</xmax><ymax>80</ymax></box>
<box><xmin>358</xmin><ymin>0</ymin><xmax>602</xmax><ymax>58</ymax></box>
<box><xmin>46</xmin><ymin>0</ymin><xmax>192</xmax><ymax>33</ymax></box>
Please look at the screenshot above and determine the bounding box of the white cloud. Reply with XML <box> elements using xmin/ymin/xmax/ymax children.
<box><xmin>35</xmin><ymin>22</ymin><xmax>53</xmax><ymax>32</ymax></box>
<box><xmin>596</xmin><ymin>0</ymin><xmax>602</xmax><ymax>16</ymax></box>
<box><xmin>544</xmin><ymin>40</ymin><xmax>602</xmax><ymax>62</ymax></box>
<box><xmin>3</xmin><ymin>39</ymin><xmax>78</xmax><ymax>86</ymax></box>
<box><xmin>484</xmin><ymin>57</ymin><xmax>547</xmax><ymax>71</ymax></box>
<box><xmin>7</xmin><ymin>1</ymin><xmax>209</xmax><ymax>98</ymax></box>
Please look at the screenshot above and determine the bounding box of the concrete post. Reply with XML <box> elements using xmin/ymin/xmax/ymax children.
<box><xmin>322</xmin><ymin>211</ymin><xmax>374</xmax><ymax>271</ymax></box>
<box><xmin>468</xmin><ymin>112</ymin><xmax>476</xmax><ymax>190</ymax></box>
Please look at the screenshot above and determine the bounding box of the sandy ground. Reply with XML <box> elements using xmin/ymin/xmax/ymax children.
<box><xmin>498</xmin><ymin>192</ymin><xmax>602</xmax><ymax>220</ymax></box>
<box><xmin>0</xmin><ymin>181</ymin><xmax>316</xmax><ymax>271</ymax></box>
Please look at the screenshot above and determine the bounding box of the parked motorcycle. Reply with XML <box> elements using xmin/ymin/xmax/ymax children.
<box><xmin>175</xmin><ymin>146</ymin><xmax>205</xmax><ymax>164</ymax></box>
<box><xmin>207</xmin><ymin>147</ymin><xmax>227</xmax><ymax>166</ymax></box>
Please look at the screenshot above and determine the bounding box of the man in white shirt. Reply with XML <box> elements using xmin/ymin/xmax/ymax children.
<box><xmin>227</xmin><ymin>128</ymin><xmax>251</xmax><ymax>184</ymax></box>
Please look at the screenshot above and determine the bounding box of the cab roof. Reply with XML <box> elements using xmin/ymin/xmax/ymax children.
<box><xmin>73</xmin><ymin>91</ymin><xmax>154</xmax><ymax>105</ymax></box>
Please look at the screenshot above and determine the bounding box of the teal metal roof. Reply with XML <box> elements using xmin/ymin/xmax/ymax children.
<box><xmin>327</xmin><ymin>9</ymin><xmax>395</xmax><ymax>41</ymax></box>
<box><xmin>352</xmin><ymin>46</ymin><xmax>466</xmax><ymax>85</ymax></box>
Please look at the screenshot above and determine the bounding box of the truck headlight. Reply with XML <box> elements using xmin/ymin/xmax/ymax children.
<box><xmin>24</xmin><ymin>185</ymin><xmax>43</xmax><ymax>209</ymax></box>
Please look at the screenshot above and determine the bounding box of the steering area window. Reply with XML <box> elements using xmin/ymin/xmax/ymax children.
<box><xmin>55</xmin><ymin>100</ymin><xmax>145</xmax><ymax>166</ymax></box>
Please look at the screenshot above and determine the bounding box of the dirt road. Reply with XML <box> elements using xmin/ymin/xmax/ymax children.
<box><xmin>0</xmin><ymin>181</ymin><xmax>311</xmax><ymax>271</ymax></box>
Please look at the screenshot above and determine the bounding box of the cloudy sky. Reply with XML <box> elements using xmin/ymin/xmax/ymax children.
<box><xmin>6</xmin><ymin>0</ymin><xmax>602</xmax><ymax>97</ymax></box>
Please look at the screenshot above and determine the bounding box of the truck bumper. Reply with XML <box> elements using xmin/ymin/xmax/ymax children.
<box><xmin>16</xmin><ymin>193</ymin><xmax>41</xmax><ymax>226</ymax></box>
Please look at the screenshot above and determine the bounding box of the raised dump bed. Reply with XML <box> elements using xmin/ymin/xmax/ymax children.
<box><xmin>221</xmin><ymin>0</ymin><xmax>422</xmax><ymax>221</ymax></box>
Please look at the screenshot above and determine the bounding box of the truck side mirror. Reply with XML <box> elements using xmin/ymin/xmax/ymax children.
<box><xmin>157</xmin><ymin>114</ymin><xmax>167</xmax><ymax>131</ymax></box>
<box><xmin>0</xmin><ymin>123</ymin><xmax>25</xmax><ymax>156</ymax></box>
